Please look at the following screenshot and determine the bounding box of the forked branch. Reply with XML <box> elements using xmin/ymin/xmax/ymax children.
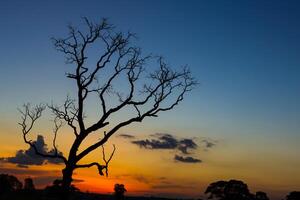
<box><xmin>18</xmin><ymin>104</ymin><xmax>67</xmax><ymax>163</ymax></box>
<box><xmin>75</xmin><ymin>144</ymin><xmax>116</xmax><ymax>176</ymax></box>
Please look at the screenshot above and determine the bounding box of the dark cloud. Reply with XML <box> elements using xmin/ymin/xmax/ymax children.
<box><xmin>47</xmin><ymin>149</ymin><xmax>64</xmax><ymax>164</ymax></box>
<box><xmin>1</xmin><ymin>135</ymin><xmax>64</xmax><ymax>168</ymax></box>
<box><xmin>118</xmin><ymin>134</ymin><xmax>135</xmax><ymax>139</ymax></box>
<box><xmin>132</xmin><ymin>136</ymin><xmax>177</xmax><ymax>150</ymax></box>
<box><xmin>174</xmin><ymin>155</ymin><xmax>202</xmax><ymax>163</ymax></box>
<box><xmin>16</xmin><ymin>164</ymin><xmax>29</xmax><ymax>168</ymax></box>
<box><xmin>130</xmin><ymin>133</ymin><xmax>205</xmax><ymax>164</ymax></box>
<box><xmin>128</xmin><ymin>133</ymin><xmax>217</xmax><ymax>164</ymax></box>
<box><xmin>132</xmin><ymin>133</ymin><xmax>196</xmax><ymax>154</ymax></box>
<box><xmin>178</xmin><ymin>139</ymin><xmax>197</xmax><ymax>154</ymax></box>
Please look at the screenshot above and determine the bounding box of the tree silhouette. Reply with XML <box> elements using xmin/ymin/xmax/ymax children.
<box><xmin>0</xmin><ymin>174</ymin><xmax>22</xmax><ymax>195</ymax></box>
<box><xmin>285</xmin><ymin>191</ymin><xmax>300</xmax><ymax>200</ymax></box>
<box><xmin>18</xmin><ymin>17</ymin><xmax>196</xmax><ymax>196</ymax></box>
<box><xmin>255</xmin><ymin>191</ymin><xmax>269</xmax><ymax>200</ymax></box>
<box><xmin>114</xmin><ymin>183</ymin><xmax>127</xmax><ymax>200</ymax></box>
<box><xmin>23</xmin><ymin>178</ymin><xmax>35</xmax><ymax>191</ymax></box>
<box><xmin>45</xmin><ymin>179</ymin><xmax>79</xmax><ymax>197</ymax></box>
<box><xmin>205</xmin><ymin>180</ymin><xmax>253</xmax><ymax>200</ymax></box>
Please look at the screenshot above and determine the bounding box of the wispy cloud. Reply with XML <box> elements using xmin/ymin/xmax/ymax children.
<box><xmin>174</xmin><ymin>155</ymin><xmax>202</xmax><ymax>163</ymax></box>
<box><xmin>118</xmin><ymin>134</ymin><xmax>136</xmax><ymax>139</ymax></box>
<box><xmin>114</xmin><ymin>174</ymin><xmax>150</xmax><ymax>184</ymax></box>
<box><xmin>201</xmin><ymin>139</ymin><xmax>216</xmax><ymax>149</ymax></box>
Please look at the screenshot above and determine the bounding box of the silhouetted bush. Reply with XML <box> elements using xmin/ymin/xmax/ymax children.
<box><xmin>205</xmin><ymin>179</ymin><xmax>271</xmax><ymax>200</ymax></box>
<box><xmin>285</xmin><ymin>191</ymin><xmax>300</xmax><ymax>200</ymax></box>
<box><xmin>114</xmin><ymin>183</ymin><xmax>127</xmax><ymax>200</ymax></box>
<box><xmin>44</xmin><ymin>178</ymin><xmax>79</xmax><ymax>198</ymax></box>
<box><xmin>205</xmin><ymin>179</ymin><xmax>253</xmax><ymax>200</ymax></box>
<box><xmin>0</xmin><ymin>174</ymin><xmax>22</xmax><ymax>195</ymax></box>
<box><xmin>255</xmin><ymin>191</ymin><xmax>269</xmax><ymax>200</ymax></box>
<box><xmin>24</xmin><ymin>177</ymin><xmax>35</xmax><ymax>191</ymax></box>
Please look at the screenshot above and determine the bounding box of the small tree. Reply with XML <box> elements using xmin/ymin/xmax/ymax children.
<box><xmin>24</xmin><ymin>178</ymin><xmax>35</xmax><ymax>191</ymax></box>
<box><xmin>114</xmin><ymin>183</ymin><xmax>127</xmax><ymax>200</ymax></box>
<box><xmin>19</xmin><ymin>18</ymin><xmax>196</xmax><ymax>195</ymax></box>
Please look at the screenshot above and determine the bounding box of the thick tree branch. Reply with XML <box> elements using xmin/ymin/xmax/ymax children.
<box><xmin>75</xmin><ymin>144</ymin><xmax>115</xmax><ymax>176</ymax></box>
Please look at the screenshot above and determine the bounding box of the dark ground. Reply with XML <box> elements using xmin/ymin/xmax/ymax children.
<box><xmin>0</xmin><ymin>190</ymin><xmax>195</xmax><ymax>200</ymax></box>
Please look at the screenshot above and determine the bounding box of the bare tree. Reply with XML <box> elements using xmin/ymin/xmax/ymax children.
<box><xmin>19</xmin><ymin>18</ymin><xmax>196</xmax><ymax>195</ymax></box>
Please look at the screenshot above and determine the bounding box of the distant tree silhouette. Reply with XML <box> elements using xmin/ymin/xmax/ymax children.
<box><xmin>205</xmin><ymin>179</ymin><xmax>253</xmax><ymax>200</ymax></box>
<box><xmin>45</xmin><ymin>179</ymin><xmax>79</xmax><ymax>197</ymax></box>
<box><xmin>0</xmin><ymin>174</ymin><xmax>22</xmax><ymax>194</ymax></box>
<box><xmin>23</xmin><ymin>178</ymin><xmax>35</xmax><ymax>191</ymax></box>
<box><xmin>255</xmin><ymin>191</ymin><xmax>269</xmax><ymax>200</ymax></box>
<box><xmin>114</xmin><ymin>183</ymin><xmax>127</xmax><ymax>200</ymax></box>
<box><xmin>285</xmin><ymin>191</ymin><xmax>300</xmax><ymax>200</ymax></box>
<box><xmin>18</xmin><ymin>17</ymin><xmax>196</xmax><ymax>197</ymax></box>
<box><xmin>45</xmin><ymin>179</ymin><xmax>62</xmax><ymax>193</ymax></box>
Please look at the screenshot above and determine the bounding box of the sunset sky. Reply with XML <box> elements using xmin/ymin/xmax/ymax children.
<box><xmin>0</xmin><ymin>1</ymin><xmax>300</xmax><ymax>200</ymax></box>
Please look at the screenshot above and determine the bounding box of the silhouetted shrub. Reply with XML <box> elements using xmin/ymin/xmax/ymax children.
<box><xmin>45</xmin><ymin>179</ymin><xmax>79</xmax><ymax>198</ymax></box>
<box><xmin>23</xmin><ymin>177</ymin><xmax>35</xmax><ymax>191</ymax></box>
<box><xmin>285</xmin><ymin>191</ymin><xmax>300</xmax><ymax>200</ymax></box>
<box><xmin>44</xmin><ymin>179</ymin><xmax>64</xmax><ymax>197</ymax></box>
<box><xmin>255</xmin><ymin>191</ymin><xmax>269</xmax><ymax>200</ymax></box>
<box><xmin>0</xmin><ymin>174</ymin><xmax>22</xmax><ymax>194</ymax></box>
<box><xmin>114</xmin><ymin>183</ymin><xmax>127</xmax><ymax>200</ymax></box>
<box><xmin>205</xmin><ymin>179</ymin><xmax>254</xmax><ymax>200</ymax></box>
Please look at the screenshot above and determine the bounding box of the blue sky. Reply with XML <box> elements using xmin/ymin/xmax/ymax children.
<box><xmin>1</xmin><ymin>0</ymin><xmax>299</xmax><ymax>135</ymax></box>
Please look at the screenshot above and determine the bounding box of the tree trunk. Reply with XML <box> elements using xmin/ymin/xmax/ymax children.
<box><xmin>61</xmin><ymin>165</ymin><xmax>74</xmax><ymax>200</ymax></box>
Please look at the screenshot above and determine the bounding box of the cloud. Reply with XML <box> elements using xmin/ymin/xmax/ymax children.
<box><xmin>178</xmin><ymin>139</ymin><xmax>197</xmax><ymax>154</ymax></box>
<box><xmin>114</xmin><ymin>174</ymin><xmax>150</xmax><ymax>184</ymax></box>
<box><xmin>16</xmin><ymin>164</ymin><xmax>29</xmax><ymax>168</ymax></box>
<box><xmin>201</xmin><ymin>139</ymin><xmax>216</xmax><ymax>149</ymax></box>
<box><xmin>118</xmin><ymin>134</ymin><xmax>135</xmax><ymax>139</ymax></box>
<box><xmin>150</xmin><ymin>177</ymin><xmax>198</xmax><ymax>189</ymax></box>
<box><xmin>130</xmin><ymin>133</ymin><xmax>204</xmax><ymax>164</ymax></box>
<box><xmin>127</xmin><ymin>133</ymin><xmax>217</xmax><ymax>164</ymax></box>
<box><xmin>132</xmin><ymin>133</ymin><xmax>197</xmax><ymax>154</ymax></box>
<box><xmin>174</xmin><ymin>155</ymin><xmax>202</xmax><ymax>163</ymax></box>
<box><xmin>1</xmin><ymin>135</ymin><xmax>64</xmax><ymax>168</ymax></box>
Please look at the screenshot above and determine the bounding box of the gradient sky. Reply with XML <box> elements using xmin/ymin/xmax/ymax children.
<box><xmin>0</xmin><ymin>1</ymin><xmax>300</xmax><ymax>199</ymax></box>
